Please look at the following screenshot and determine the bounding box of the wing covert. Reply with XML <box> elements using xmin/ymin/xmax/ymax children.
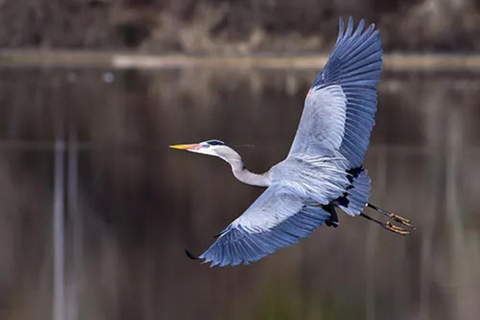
<box><xmin>289</xmin><ymin>17</ymin><xmax>382</xmax><ymax>168</ymax></box>
<box><xmin>289</xmin><ymin>85</ymin><xmax>347</xmax><ymax>157</ymax></box>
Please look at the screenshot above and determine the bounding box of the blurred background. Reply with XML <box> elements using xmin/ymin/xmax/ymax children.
<box><xmin>1</xmin><ymin>1</ymin><xmax>480</xmax><ymax>320</ymax></box>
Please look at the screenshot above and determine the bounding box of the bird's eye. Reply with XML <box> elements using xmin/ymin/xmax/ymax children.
<box><xmin>203</xmin><ymin>144</ymin><xmax>210</xmax><ymax>148</ymax></box>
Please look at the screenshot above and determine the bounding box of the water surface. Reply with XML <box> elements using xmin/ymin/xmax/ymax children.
<box><xmin>1</xmin><ymin>66</ymin><xmax>479</xmax><ymax>320</ymax></box>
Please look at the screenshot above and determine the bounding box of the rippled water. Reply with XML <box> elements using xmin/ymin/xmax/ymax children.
<box><xmin>1</xmin><ymin>66</ymin><xmax>479</xmax><ymax>320</ymax></box>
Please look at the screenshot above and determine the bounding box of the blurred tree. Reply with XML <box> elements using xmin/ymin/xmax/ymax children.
<box><xmin>0</xmin><ymin>0</ymin><xmax>479</xmax><ymax>52</ymax></box>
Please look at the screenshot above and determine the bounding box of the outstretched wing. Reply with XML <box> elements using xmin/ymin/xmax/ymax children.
<box><xmin>196</xmin><ymin>185</ymin><xmax>332</xmax><ymax>267</ymax></box>
<box><xmin>289</xmin><ymin>17</ymin><xmax>382</xmax><ymax>168</ymax></box>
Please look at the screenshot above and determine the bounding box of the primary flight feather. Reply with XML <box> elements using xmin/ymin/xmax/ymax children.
<box><xmin>170</xmin><ymin>17</ymin><xmax>414</xmax><ymax>267</ymax></box>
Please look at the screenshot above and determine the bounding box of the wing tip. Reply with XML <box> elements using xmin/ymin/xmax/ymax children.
<box><xmin>336</xmin><ymin>17</ymin><xmax>380</xmax><ymax>50</ymax></box>
<box><xmin>337</xmin><ymin>17</ymin><xmax>345</xmax><ymax>42</ymax></box>
<box><xmin>185</xmin><ymin>249</ymin><xmax>201</xmax><ymax>260</ymax></box>
<box><xmin>354</xmin><ymin>19</ymin><xmax>365</xmax><ymax>37</ymax></box>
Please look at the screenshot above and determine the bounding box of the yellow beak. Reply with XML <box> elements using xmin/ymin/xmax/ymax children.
<box><xmin>169</xmin><ymin>144</ymin><xmax>199</xmax><ymax>150</ymax></box>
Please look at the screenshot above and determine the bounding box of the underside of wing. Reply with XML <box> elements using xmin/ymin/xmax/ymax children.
<box><xmin>288</xmin><ymin>85</ymin><xmax>347</xmax><ymax>157</ymax></box>
<box><xmin>197</xmin><ymin>186</ymin><xmax>333</xmax><ymax>267</ymax></box>
<box><xmin>289</xmin><ymin>17</ymin><xmax>382</xmax><ymax>168</ymax></box>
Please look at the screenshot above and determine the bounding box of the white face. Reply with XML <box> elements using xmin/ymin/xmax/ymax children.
<box><xmin>169</xmin><ymin>140</ymin><xmax>231</xmax><ymax>160</ymax></box>
<box><xmin>188</xmin><ymin>141</ymin><xmax>222</xmax><ymax>156</ymax></box>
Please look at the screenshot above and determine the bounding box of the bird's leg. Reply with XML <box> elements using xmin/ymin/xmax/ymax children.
<box><xmin>367</xmin><ymin>203</ymin><xmax>415</xmax><ymax>229</ymax></box>
<box><xmin>359</xmin><ymin>213</ymin><xmax>410</xmax><ymax>236</ymax></box>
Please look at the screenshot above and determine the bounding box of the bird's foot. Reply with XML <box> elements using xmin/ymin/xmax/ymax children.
<box><xmin>388</xmin><ymin>213</ymin><xmax>416</xmax><ymax>230</ymax></box>
<box><xmin>384</xmin><ymin>222</ymin><xmax>410</xmax><ymax>236</ymax></box>
<box><xmin>368</xmin><ymin>204</ymin><xmax>415</xmax><ymax>230</ymax></box>
<box><xmin>389</xmin><ymin>213</ymin><xmax>415</xmax><ymax>229</ymax></box>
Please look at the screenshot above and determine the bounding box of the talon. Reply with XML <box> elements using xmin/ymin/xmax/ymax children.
<box><xmin>367</xmin><ymin>203</ymin><xmax>416</xmax><ymax>230</ymax></box>
<box><xmin>387</xmin><ymin>223</ymin><xmax>404</xmax><ymax>231</ymax></box>
<box><xmin>385</xmin><ymin>222</ymin><xmax>410</xmax><ymax>236</ymax></box>
<box><xmin>391</xmin><ymin>213</ymin><xmax>409</xmax><ymax>223</ymax></box>
<box><xmin>390</xmin><ymin>213</ymin><xmax>416</xmax><ymax>229</ymax></box>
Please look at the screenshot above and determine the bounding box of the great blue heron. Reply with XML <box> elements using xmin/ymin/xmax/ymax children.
<box><xmin>170</xmin><ymin>17</ymin><xmax>415</xmax><ymax>267</ymax></box>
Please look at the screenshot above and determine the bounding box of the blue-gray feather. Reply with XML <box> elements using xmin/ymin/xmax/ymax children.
<box><xmin>307</xmin><ymin>17</ymin><xmax>382</xmax><ymax>168</ymax></box>
<box><xmin>194</xmin><ymin>17</ymin><xmax>382</xmax><ymax>267</ymax></box>
<box><xmin>198</xmin><ymin>157</ymin><xmax>351</xmax><ymax>267</ymax></box>
<box><xmin>199</xmin><ymin>186</ymin><xmax>333</xmax><ymax>267</ymax></box>
<box><xmin>339</xmin><ymin>168</ymin><xmax>371</xmax><ymax>216</ymax></box>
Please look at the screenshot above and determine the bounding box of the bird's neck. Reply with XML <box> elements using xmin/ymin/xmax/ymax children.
<box><xmin>224</xmin><ymin>152</ymin><xmax>270</xmax><ymax>187</ymax></box>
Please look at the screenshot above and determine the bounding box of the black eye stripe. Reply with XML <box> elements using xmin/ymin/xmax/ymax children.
<box><xmin>207</xmin><ymin>140</ymin><xmax>225</xmax><ymax>146</ymax></box>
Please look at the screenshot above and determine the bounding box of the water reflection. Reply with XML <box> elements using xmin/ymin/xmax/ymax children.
<box><xmin>1</xmin><ymin>66</ymin><xmax>480</xmax><ymax>320</ymax></box>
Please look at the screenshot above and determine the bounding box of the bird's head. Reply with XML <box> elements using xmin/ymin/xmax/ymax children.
<box><xmin>169</xmin><ymin>139</ymin><xmax>238</xmax><ymax>161</ymax></box>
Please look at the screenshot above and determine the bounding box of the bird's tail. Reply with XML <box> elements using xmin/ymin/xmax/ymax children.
<box><xmin>338</xmin><ymin>168</ymin><xmax>371</xmax><ymax>216</ymax></box>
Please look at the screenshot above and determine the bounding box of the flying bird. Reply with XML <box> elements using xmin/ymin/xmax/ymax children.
<box><xmin>170</xmin><ymin>17</ymin><xmax>415</xmax><ymax>267</ymax></box>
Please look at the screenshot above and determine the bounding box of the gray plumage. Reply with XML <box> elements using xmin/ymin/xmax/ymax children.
<box><xmin>171</xmin><ymin>17</ymin><xmax>387</xmax><ymax>267</ymax></box>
